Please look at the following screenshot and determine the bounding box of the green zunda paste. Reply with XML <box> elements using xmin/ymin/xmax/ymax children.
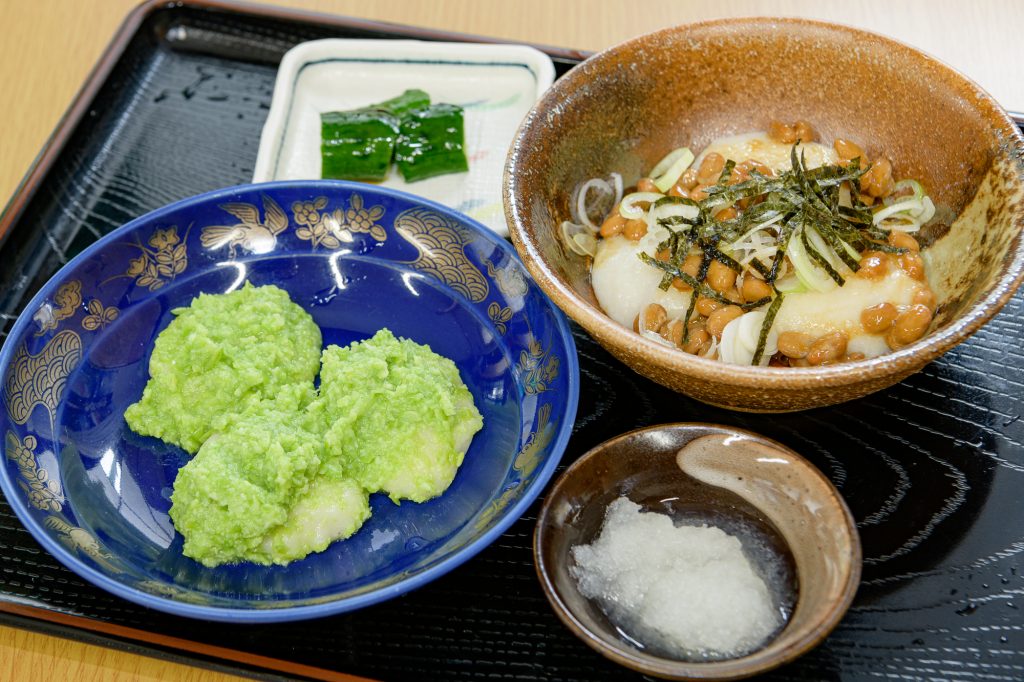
<box><xmin>124</xmin><ymin>282</ymin><xmax>322</xmax><ymax>454</ymax></box>
<box><xmin>313</xmin><ymin>329</ymin><xmax>484</xmax><ymax>503</ymax></box>
<box><xmin>168</xmin><ymin>384</ymin><xmax>372</xmax><ymax>567</ymax></box>
<box><xmin>127</xmin><ymin>285</ymin><xmax>482</xmax><ymax>567</ymax></box>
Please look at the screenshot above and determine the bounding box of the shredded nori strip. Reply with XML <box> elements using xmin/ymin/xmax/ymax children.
<box><xmin>717</xmin><ymin>159</ymin><xmax>736</xmax><ymax>186</ymax></box>
<box><xmin>816</xmin><ymin>224</ymin><xmax>861</xmax><ymax>271</ymax></box>
<box><xmin>752</xmin><ymin>292</ymin><xmax>786</xmax><ymax>366</ymax></box>
<box><xmin>622</xmin><ymin>142</ymin><xmax>934</xmax><ymax>364</ymax></box>
<box><xmin>870</xmin><ymin>242</ymin><xmax>910</xmax><ymax>255</ymax></box>
<box><xmin>681</xmin><ymin>249</ymin><xmax>715</xmax><ymax>343</ymax></box>
<box><xmin>767</xmin><ymin>220</ymin><xmax>797</xmax><ymax>283</ymax></box>
<box><xmin>647</xmin><ymin>196</ymin><xmax>704</xmax><ymax>291</ymax></box>
<box><xmin>639</xmin><ymin>253</ymin><xmax>770</xmax><ymax>310</ymax></box>
<box><xmin>680</xmin><ymin>289</ymin><xmax>700</xmax><ymax>345</ymax></box>
<box><xmin>749</xmin><ymin>258</ymin><xmax>773</xmax><ymax>280</ymax></box>
<box><xmin>625</xmin><ymin>141</ymin><xmax>906</xmax><ymax>364</ymax></box>
<box><xmin>658</xmin><ymin>215</ymin><xmax>697</xmax><ymax>228</ymax></box>
<box><xmin>654</xmin><ymin>195</ymin><xmax>702</xmax><ymax>211</ymax></box>
<box><xmin>799</xmin><ymin>227</ymin><xmax>845</xmax><ymax>286</ymax></box>
<box><xmin>705</xmin><ymin>246</ymin><xmax>743</xmax><ymax>273</ymax></box>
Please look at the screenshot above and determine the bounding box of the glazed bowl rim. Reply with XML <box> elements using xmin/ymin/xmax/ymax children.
<box><xmin>504</xmin><ymin>16</ymin><xmax>1024</xmax><ymax>391</ymax></box>
<box><xmin>0</xmin><ymin>179</ymin><xmax>581</xmax><ymax>623</ymax></box>
<box><xmin>532</xmin><ymin>421</ymin><xmax>862</xmax><ymax>679</ymax></box>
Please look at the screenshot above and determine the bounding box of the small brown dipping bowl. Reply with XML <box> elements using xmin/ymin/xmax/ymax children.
<box><xmin>505</xmin><ymin>18</ymin><xmax>1024</xmax><ymax>412</ymax></box>
<box><xmin>534</xmin><ymin>424</ymin><xmax>861</xmax><ymax>680</ymax></box>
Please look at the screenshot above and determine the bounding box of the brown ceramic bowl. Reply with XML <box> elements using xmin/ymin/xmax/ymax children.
<box><xmin>504</xmin><ymin>18</ymin><xmax>1024</xmax><ymax>412</ymax></box>
<box><xmin>534</xmin><ymin>423</ymin><xmax>861</xmax><ymax>680</ymax></box>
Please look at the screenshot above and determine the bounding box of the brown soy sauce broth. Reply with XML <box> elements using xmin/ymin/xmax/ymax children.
<box><xmin>603</xmin><ymin>497</ymin><xmax>798</xmax><ymax>662</ymax></box>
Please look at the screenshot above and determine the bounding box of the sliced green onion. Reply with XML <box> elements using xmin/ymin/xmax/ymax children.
<box><xmin>802</xmin><ymin>227</ymin><xmax>846</xmax><ymax>286</ymax></box>
<box><xmin>650</xmin><ymin>147</ymin><xmax>695</xmax><ymax>192</ymax></box>
<box><xmin>916</xmin><ymin>196</ymin><xmax>936</xmax><ymax>224</ymax></box>
<box><xmin>699</xmin><ymin>335</ymin><xmax>720</xmax><ymax>359</ymax></box>
<box><xmin>806</xmin><ymin>225</ymin><xmax>854</xmax><ymax>276</ymax></box>
<box><xmin>718</xmin><ymin>307</ymin><xmax>779</xmax><ymax>366</ymax></box>
<box><xmin>788</xmin><ymin>226</ymin><xmax>837</xmax><ymax>292</ymax></box>
<box><xmin>561</xmin><ymin>221</ymin><xmax>597</xmax><ymax>257</ymax></box>
<box><xmin>883</xmin><ymin>179</ymin><xmax>925</xmax><ymax>206</ymax></box>
<box><xmin>774</xmin><ymin>274</ymin><xmax>806</xmax><ymax>293</ymax></box>
<box><xmin>725</xmin><ymin>213</ymin><xmax>784</xmax><ymax>252</ymax></box>
<box><xmin>873</xmin><ymin>192</ymin><xmax>935</xmax><ymax>233</ymax></box>
<box><xmin>650</xmin><ymin>199</ymin><xmax>700</xmax><ymax>226</ymax></box>
<box><xmin>839</xmin><ymin>238</ymin><xmax>860</xmax><ymax>263</ymax></box>
<box><xmin>619</xmin><ymin>192</ymin><xmax>664</xmax><ymax>219</ymax></box>
<box><xmin>838</xmin><ymin>182</ymin><xmax>853</xmax><ymax>208</ymax></box>
<box><xmin>718</xmin><ymin>314</ymin><xmax>744</xmax><ymax>365</ymax></box>
<box><xmin>572</xmin><ymin>232</ymin><xmax>597</xmax><ymax>257</ymax></box>
<box><xmin>737</xmin><ymin>309</ymin><xmax>765</xmax><ymax>355</ymax></box>
<box><xmin>873</xmin><ymin>198</ymin><xmax>924</xmax><ymax>224</ymax></box>
<box><xmin>640</xmin><ymin>329</ymin><xmax>676</xmax><ymax>348</ymax></box>
<box><xmin>574</xmin><ymin>178</ymin><xmax>615</xmax><ymax>230</ymax></box>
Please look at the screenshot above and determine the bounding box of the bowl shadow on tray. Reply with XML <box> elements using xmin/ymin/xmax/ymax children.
<box><xmin>565</xmin><ymin>327</ymin><xmax>1000</xmax><ymax>604</ymax></box>
<box><xmin>809</xmin><ymin>367</ymin><xmax>1001</xmax><ymax>600</ymax></box>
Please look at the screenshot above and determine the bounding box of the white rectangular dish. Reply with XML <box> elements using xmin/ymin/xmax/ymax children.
<box><xmin>253</xmin><ymin>39</ymin><xmax>556</xmax><ymax>237</ymax></box>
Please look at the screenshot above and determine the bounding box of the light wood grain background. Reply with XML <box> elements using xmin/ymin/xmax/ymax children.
<box><xmin>3</xmin><ymin>0</ymin><xmax>1024</xmax><ymax>211</ymax></box>
<box><xmin>0</xmin><ymin>625</ymin><xmax>244</xmax><ymax>681</ymax></box>
<box><xmin>1</xmin><ymin>0</ymin><xmax>1022</xmax><ymax>680</ymax></box>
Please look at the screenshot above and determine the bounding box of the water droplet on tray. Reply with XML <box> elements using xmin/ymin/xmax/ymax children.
<box><xmin>310</xmin><ymin>288</ymin><xmax>339</xmax><ymax>307</ymax></box>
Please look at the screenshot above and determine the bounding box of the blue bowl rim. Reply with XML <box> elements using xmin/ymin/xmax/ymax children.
<box><xmin>0</xmin><ymin>179</ymin><xmax>580</xmax><ymax>623</ymax></box>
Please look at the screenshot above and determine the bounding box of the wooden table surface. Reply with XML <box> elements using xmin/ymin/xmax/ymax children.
<box><xmin>1</xmin><ymin>0</ymin><xmax>1022</xmax><ymax>679</ymax></box>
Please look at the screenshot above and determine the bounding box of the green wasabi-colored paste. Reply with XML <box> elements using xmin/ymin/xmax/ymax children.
<box><xmin>127</xmin><ymin>285</ymin><xmax>482</xmax><ymax>567</ymax></box>
<box><xmin>125</xmin><ymin>283</ymin><xmax>322</xmax><ymax>454</ymax></box>
<box><xmin>169</xmin><ymin>382</ymin><xmax>374</xmax><ymax>567</ymax></box>
<box><xmin>314</xmin><ymin>329</ymin><xmax>483</xmax><ymax>504</ymax></box>
<box><xmin>170</xmin><ymin>385</ymin><xmax>328</xmax><ymax>566</ymax></box>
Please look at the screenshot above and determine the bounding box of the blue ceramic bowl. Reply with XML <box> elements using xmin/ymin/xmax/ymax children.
<box><xmin>0</xmin><ymin>181</ymin><xmax>578</xmax><ymax>622</ymax></box>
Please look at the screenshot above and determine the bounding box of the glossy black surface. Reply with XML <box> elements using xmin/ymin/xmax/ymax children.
<box><xmin>1</xmin><ymin>3</ymin><xmax>1023</xmax><ymax>680</ymax></box>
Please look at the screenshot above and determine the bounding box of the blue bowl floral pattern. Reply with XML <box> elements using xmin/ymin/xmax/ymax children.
<box><xmin>0</xmin><ymin>181</ymin><xmax>578</xmax><ymax>622</ymax></box>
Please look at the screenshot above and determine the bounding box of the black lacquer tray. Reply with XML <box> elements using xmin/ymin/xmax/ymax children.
<box><xmin>2</xmin><ymin>2</ymin><xmax>1023</xmax><ymax>680</ymax></box>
